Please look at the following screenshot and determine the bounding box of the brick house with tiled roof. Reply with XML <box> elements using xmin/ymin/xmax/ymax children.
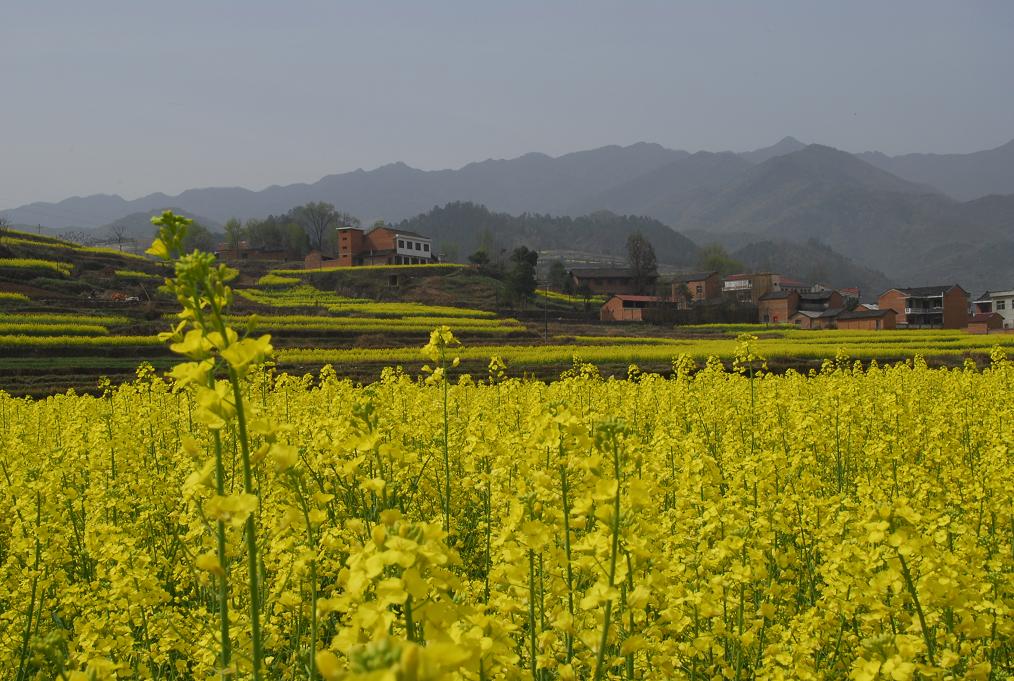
<box><xmin>671</xmin><ymin>271</ymin><xmax>720</xmax><ymax>307</ymax></box>
<box><xmin>877</xmin><ymin>285</ymin><xmax>969</xmax><ymax>329</ymax></box>
<box><xmin>308</xmin><ymin>225</ymin><xmax>436</xmax><ymax>269</ymax></box>
<box><xmin>757</xmin><ymin>290</ymin><xmax>799</xmax><ymax>324</ymax></box>
<box><xmin>599</xmin><ymin>294</ymin><xmax>671</xmax><ymax>322</ymax></box>
<box><xmin>570</xmin><ymin>268</ymin><xmax>657</xmax><ymax>296</ymax></box>
<box><xmin>836</xmin><ymin>308</ymin><xmax>897</xmax><ymax>330</ymax></box>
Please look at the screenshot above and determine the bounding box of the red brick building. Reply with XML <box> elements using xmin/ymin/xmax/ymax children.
<box><xmin>313</xmin><ymin>225</ymin><xmax>435</xmax><ymax>268</ymax></box>
<box><xmin>966</xmin><ymin>312</ymin><xmax>1004</xmax><ymax>334</ymax></box>
<box><xmin>599</xmin><ymin>294</ymin><xmax>666</xmax><ymax>322</ymax></box>
<box><xmin>757</xmin><ymin>290</ymin><xmax>799</xmax><ymax>324</ymax></box>
<box><xmin>836</xmin><ymin>308</ymin><xmax>897</xmax><ymax>330</ymax></box>
<box><xmin>790</xmin><ymin>308</ymin><xmax>844</xmax><ymax>329</ymax></box>
<box><xmin>722</xmin><ymin>272</ymin><xmax>780</xmax><ymax>304</ymax></box>
<box><xmin>877</xmin><ymin>285</ymin><xmax>969</xmax><ymax>329</ymax></box>
<box><xmin>671</xmin><ymin>271</ymin><xmax>721</xmax><ymax>307</ymax></box>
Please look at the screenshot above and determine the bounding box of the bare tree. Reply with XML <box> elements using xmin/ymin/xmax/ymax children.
<box><xmin>294</xmin><ymin>202</ymin><xmax>340</xmax><ymax>252</ymax></box>
<box><xmin>109</xmin><ymin>223</ymin><xmax>129</xmax><ymax>252</ymax></box>
<box><xmin>0</xmin><ymin>216</ymin><xmax>10</xmax><ymax>246</ymax></box>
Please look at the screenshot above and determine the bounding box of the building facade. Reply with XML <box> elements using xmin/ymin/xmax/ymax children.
<box><xmin>570</xmin><ymin>268</ymin><xmax>657</xmax><ymax>296</ymax></box>
<box><xmin>877</xmin><ymin>285</ymin><xmax>969</xmax><ymax>329</ymax></box>
<box><xmin>986</xmin><ymin>289</ymin><xmax>1014</xmax><ymax>328</ymax></box>
<box><xmin>672</xmin><ymin>271</ymin><xmax>721</xmax><ymax>307</ymax></box>
<box><xmin>328</xmin><ymin>226</ymin><xmax>435</xmax><ymax>268</ymax></box>
<box><xmin>836</xmin><ymin>308</ymin><xmax>897</xmax><ymax>330</ymax></box>
<box><xmin>757</xmin><ymin>290</ymin><xmax>799</xmax><ymax>324</ymax></box>
<box><xmin>600</xmin><ymin>294</ymin><xmax>663</xmax><ymax>322</ymax></box>
<box><xmin>722</xmin><ymin>273</ymin><xmax>780</xmax><ymax>304</ymax></box>
<box><xmin>966</xmin><ymin>312</ymin><xmax>1004</xmax><ymax>334</ymax></box>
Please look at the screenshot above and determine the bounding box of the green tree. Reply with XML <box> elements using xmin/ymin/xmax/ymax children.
<box><xmin>245</xmin><ymin>217</ymin><xmax>283</xmax><ymax>250</ymax></box>
<box><xmin>182</xmin><ymin>222</ymin><xmax>216</xmax><ymax>253</ymax></box>
<box><xmin>224</xmin><ymin>218</ymin><xmax>245</xmax><ymax>251</ymax></box>
<box><xmin>626</xmin><ymin>231</ymin><xmax>658</xmax><ymax>294</ymax></box>
<box><xmin>283</xmin><ymin>221</ymin><xmax>310</xmax><ymax>257</ymax></box>
<box><xmin>547</xmin><ymin>258</ymin><xmax>568</xmax><ymax>290</ymax></box>
<box><xmin>697</xmin><ymin>243</ymin><xmax>744</xmax><ymax>276</ymax></box>
<box><xmin>506</xmin><ymin>246</ymin><xmax>539</xmax><ymax>303</ymax></box>
<box><xmin>468</xmin><ymin>249</ymin><xmax>490</xmax><ymax>267</ymax></box>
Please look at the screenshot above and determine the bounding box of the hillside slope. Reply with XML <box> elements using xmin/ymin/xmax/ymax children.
<box><xmin>858</xmin><ymin>138</ymin><xmax>1014</xmax><ymax>201</ymax></box>
<box><xmin>396</xmin><ymin>202</ymin><xmax>699</xmax><ymax>266</ymax></box>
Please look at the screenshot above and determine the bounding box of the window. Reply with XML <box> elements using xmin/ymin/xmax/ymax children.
<box><xmin>414</xmin><ymin>242</ymin><xmax>421</xmax><ymax>250</ymax></box>
<box><xmin>695</xmin><ymin>285</ymin><xmax>702</xmax><ymax>295</ymax></box>
<box><xmin>424</xmin><ymin>243</ymin><xmax>430</xmax><ymax>252</ymax></box>
<box><xmin>998</xmin><ymin>300</ymin><xmax>1007</xmax><ymax>310</ymax></box>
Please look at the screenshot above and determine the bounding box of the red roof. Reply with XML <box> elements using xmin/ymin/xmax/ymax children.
<box><xmin>725</xmin><ymin>273</ymin><xmax>751</xmax><ymax>281</ymax></box>
<box><xmin>969</xmin><ymin>312</ymin><xmax>1002</xmax><ymax>323</ymax></box>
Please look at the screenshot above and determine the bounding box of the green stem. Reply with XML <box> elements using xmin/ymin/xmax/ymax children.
<box><xmin>593</xmin><ymin>436</ymin><xmax>623</xmax><ymax>681</ymax></box>
<box><xmin>229</xmin><ymin>369</ymin><xmax>264</xmax><ymax>680</ymax></box>
<box><xmin>559</xmin><ymin>459</ymin><xmax>575</xmax><ymax>663</ymax></box>
<box><xmin>442</xmin><ymin>374</ymin><xmax>450</xmax><ymax>533</ymax></box>
<box><xmin>898</xmin><ymin>552</ymin><xmax>935</xmax><ymax>666</ymax></box>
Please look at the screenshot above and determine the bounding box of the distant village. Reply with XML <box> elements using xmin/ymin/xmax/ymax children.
<box><xmin>216</xmin><ymin>221</ymin><xmax>1013</xmax><ymax>334</ymax></box>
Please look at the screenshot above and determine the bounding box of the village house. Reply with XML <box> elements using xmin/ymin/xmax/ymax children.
<box><xmin>877</xmin><ymin>285</ymin><xmax>969</xmax><ymax>329</ymax></box>
<box><xmin>972</xmin><ymin>289</ymin><xmax>1014</xmax><ymax>329</ymax></box>
<box><xmin>758</xmin><ymin>287</ymin><xmax>850</xmax><ymax>326</ymax></box>
<box><xmin>972</xmin><ymin>292</ymin><xmax>994</xmax><ymax>315</ymax></box>
<box><xmin>671</xmin><ymin>271</ymin><xmax>721</xmax><ymax>307</ymax></box>
<box><xmin>757</xmin><ymin>290</ymin><xmax>799</xmax><ymax>324</ymax></box>
<box><xmin>966</xmin><ymin>312</ymin><xmax>1005</xmax><ymax>334</ymax></box>
<box><xmin>836</xmin><ymin>308</ymin><xmax>897</xmax><ymax>330</ymax></box>
<box><xmin>306</xmin><ymin>225</ymin><xmax>437</xmax><ymax>269</ymax></box>
<box><xmin>570</xmin><ymin>268</ymin><xmax>657</xmax><ymax>296</ymax></box>
<box><xmin>722</xmin><ymin>272</ymin><xmax>781</xmax><ymax>304</ymax></box>
<box><xmin>778</xmin><ymin>276</ymin><xmax>811</xmax><ymax>294</ymax></box>
<box><xmin>599</xmin><ymin>294</ymin><xmax>669</xmax><ymax>322</ymax></box>
<box><xmin>798</xmin><ymin>289</ymin><xmax>845</xmax><ymax>312</ymax></box>
<box><xmin>789</xmin><ymin>307</ymin><xmax>845</xmax><ymax>329</ymax></box>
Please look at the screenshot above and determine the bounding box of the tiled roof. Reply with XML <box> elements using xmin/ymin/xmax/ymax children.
<box><xmin>392</xmin><ymin>229</ymin><xmax>429</xmax><ymax>239</ymax></box>
<box><xmin>796</xmin><ymin>307</ymin><xmax>845</xmax><ymax>319</ymax></box>
<box><xmin>890</xmin><ymin>285</ymin><xmax>967</xmax><ymax>297</ymax></box>
<box><xmin>969</xmin><ymin>312</ymin><xmax>1002</xmax><ymax>323</ymax></box>
<box><xmin>799</xmin><ymin>291</ymin><xmax>837</xmax><ymax>302</ymax></box>
<box><xmin>759</xmin><ymin>290</ymin><xmax>793</xmax><ymax>300</ymax></box>
<box><xmin>673</xmin><ymin>271</ymin><xmax>717</xmax><ymax>283</ymax></box>
<box><xmin>838</xmin><ymin>309</ymin><xmax>893</xmax><ymax>320</ymax></box>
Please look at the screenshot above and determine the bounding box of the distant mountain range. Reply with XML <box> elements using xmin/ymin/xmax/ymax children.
<box><xmin>4</xmin><ymin>136</ymin><xmax>1013</xmax><ymax>293</ymax></box>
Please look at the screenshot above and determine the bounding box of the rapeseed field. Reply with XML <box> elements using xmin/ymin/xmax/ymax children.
<box><xmin>0</xmin><ymin>213</ymin><xmax>1010</xmax><ymax>680</ymax></box>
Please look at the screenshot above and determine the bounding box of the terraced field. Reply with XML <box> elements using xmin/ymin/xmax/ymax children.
<box><xmin>2</xmin><ymin>229</ymin><xmax>1012</xmax><ymax>396</ymax></box>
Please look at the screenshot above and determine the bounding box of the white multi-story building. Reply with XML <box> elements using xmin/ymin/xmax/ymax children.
<box><xmin>990</xmin><ymin>289</ymin><xmax>1014</xmax><ymax>328</ymax></box>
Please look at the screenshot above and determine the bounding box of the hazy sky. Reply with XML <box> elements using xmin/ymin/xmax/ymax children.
<box><xmin>3</xmin><ymin>1</ymin><xmax>1013</xmax><ymax>208</ymax></box>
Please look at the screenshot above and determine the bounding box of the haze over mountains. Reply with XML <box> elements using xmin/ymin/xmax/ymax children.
<box><xmin>5</xmin><ymin>136</ymin><xmax>1014</xmax><ymax>293</ymax></box>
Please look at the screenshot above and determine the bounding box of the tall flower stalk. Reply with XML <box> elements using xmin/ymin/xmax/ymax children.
<box><xmin>148</xmin><ymin>211</ymin><xmax>273</xmax><ymax>679</ymax></box>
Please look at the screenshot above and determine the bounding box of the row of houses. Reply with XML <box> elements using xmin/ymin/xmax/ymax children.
<box><xmin>585</xmin><ymin>267</ymin><xmax>1014</xmax><ymax>332</ymax></box>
